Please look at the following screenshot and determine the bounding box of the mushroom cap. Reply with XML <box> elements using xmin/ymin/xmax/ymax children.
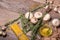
<box><xmin>25</xmin><ymin>12</ymin><xmax>33</xmax><ymax>19</ymax></box>
<box><xmin>43</xmin><ymin>14</ymin><xmax>51</xmax><ymax>21</ymax></box>
<box><xmin>34</xmin><ymin>12</ymin><xmax>43</xmax><ymax>19</ymax></box>
<box><xmin>30</xmin><ymin>17</ymin><xmax>38</xmax><ymax>24</ymax></box>
<box><xmin>52</xmin><ymin>19</ymin><xmax>60</xmax><ymax>26</ymax></box>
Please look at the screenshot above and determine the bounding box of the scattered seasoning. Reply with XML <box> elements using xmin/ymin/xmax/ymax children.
<box><xmin>30</xmin><ymin>17</ymin><xmax>38</xmax><ymax>24</ymax></box>
<box><xmin>52</xmin><ymin>19</ymin><xmax>60</xmax><ymax>27</ymax></box>
<box><xmin>34</xmin><ymin>12</ymin><xmax>43</xmax><ymax>19</ymax></box>
<box><xmin>43</xmin><ymin>14</ymin><xmax>51</xmax><ymax>21</ymax></box>
<box><xmin>25</xmin><ymin>12</ymin><xmax>33</xmax><ymax>19</ymax></box>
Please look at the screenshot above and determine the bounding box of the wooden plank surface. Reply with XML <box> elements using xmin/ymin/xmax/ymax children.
<box><xmin>0</xmin><ymin>8</ymin><xmax>19</xmax><ymax>40</ymax></box>
<box><xmin>0</xmin><ymin>8</ymin><xmax>19</xmax><ymax>26</ymax></box>
<box><xmin>0</xmin><ymin>0</ymin><xmax>60</xmax><ymax>40</ymax></box>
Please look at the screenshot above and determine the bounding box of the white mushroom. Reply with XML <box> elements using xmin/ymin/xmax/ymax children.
<box><xmin>30</xmin><ymin>17</ymin><xmax>38</xmax><ymax>24</ymax></box>
<box><xmin>25</xmin><ymin>12</ymin><xmax>33</xmax><ymax>19</ymax></box>
<box><xmin>43</xmin><ymin>14</ymin><xmax>51</xmax><ymax>21</ymax></box>
<box><xmin>52</xmin><ymin>19</ymin><xmax>60</xmax><ymax>26</ymax></box>
<box><xmin>54</xmin><ymin>7</ymin><xmax>58</xmax><ymax>11</ymax></box>
<box><xmin>34</xmin><ymin>12</ymin><xmax>43</xmax><ymax>19</ymax></box>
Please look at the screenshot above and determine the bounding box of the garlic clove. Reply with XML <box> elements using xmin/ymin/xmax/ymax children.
<box><xmin>25</xmin><ymin>12</ymin><xmax>33</xmax><ymax>19</ymax></box>
<box><xmin>43</xmin><ymin>14</ymin><xmax>51</xmax><ymax>21</ymax></box>
<box><xmin>34</xmin><ymin>12</ymin><xmax>43</xmax><ymax>19</ymax></box>
<box><xmin>52</xmin><ymin>19</ymin><xmax>60</xmax><ymax>26</ymax></box>
<box><xmin>30</xmin><ymin>17</ymin><xmax>38</xmax><ymax>24</ymax></box>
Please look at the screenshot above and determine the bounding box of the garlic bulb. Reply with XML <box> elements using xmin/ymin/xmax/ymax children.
<box><xmin>54</xmin><ymin>7</ymin><xmax>58</xmax><ymax>11</ymax></box>
<box><xmin>25</xmin><ymin>12</ymin><xmax>33</xmax><ymax>19</ymax></box>
<box><xmin>52</xmin><ymin>19</ymin><xmax>60</xmax><ymax>26</ymax></box>
<box><xmin>30</xmin><ymin>17</ymin><xmax>38</xmax><ymax>24</ymax></box>
<box><xmin>43</xmin><ymin>14</ymin><xmax>50</xmax><ymax>21</ymax></box>
<box><xmin>34</xmin><ymin>12</ymin><xmax>43</xmax><ymax>19</ymax></box>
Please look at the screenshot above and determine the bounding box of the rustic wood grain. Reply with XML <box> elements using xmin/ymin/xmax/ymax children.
<box><xmin>0</xmin><ymin>0</ymin><xmax>60</xmax><ymax>40</ymax></box>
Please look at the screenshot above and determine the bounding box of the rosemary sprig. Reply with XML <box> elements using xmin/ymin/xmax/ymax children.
<box><xmin>30</xmin><ymin>2</ymin><xmax>49</xmax><ymax>12</ymax></box>
<box><xmin>5</xmin><ymin>16</ymin><xmax>21</xmax><ymax>26</ymax></box>
<box><xmin>20</xmin><ymin>14</ymin><xmax>30</xmax><ymax>33</ymax></box>
<box><xmin>31</xmin><ymin>18</ymin><xmax>43</xmax><ymax>40</ymax></box>
<box><xmin>30</xmin><ymin>11</ymin><xmax>48</xmax><ymax>40</ymax></box>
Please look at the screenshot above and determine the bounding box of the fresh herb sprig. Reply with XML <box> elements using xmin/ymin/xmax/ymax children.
<box><xmin>31</xmin><ymin>18</ymin><xmax>43</xmax><ymax>40</ymax></box>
